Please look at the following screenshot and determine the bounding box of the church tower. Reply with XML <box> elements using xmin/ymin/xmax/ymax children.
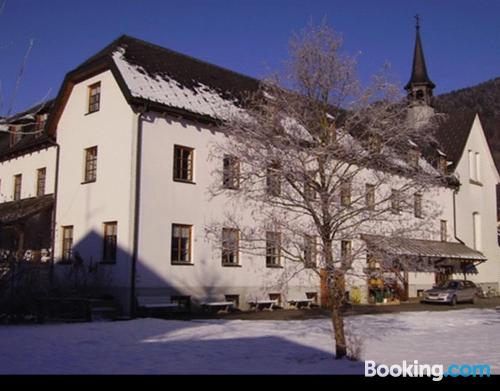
<box><xmin>406</xmin><ymin>16</ymin><xmax>435</xmax><ymax>125</ymax></box>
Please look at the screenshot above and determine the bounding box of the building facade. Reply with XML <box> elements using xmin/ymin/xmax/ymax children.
<box><xmin>0</xmin><ymin>28</ymin><xmax>498</xmax><ymax>313</ymax></box>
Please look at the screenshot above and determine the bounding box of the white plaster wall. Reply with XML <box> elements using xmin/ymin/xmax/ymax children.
<box><xmin>137</xmin><ymin>113</ymin><xmax>319</xmax><ymax>308</ymax></box>
<box><xmin>0</xmin><ymin>147</ymin><xmax>57</xmax><ymax>202</ymax></box>
<box><xmin>54</xmin><ymin>70</ymin><xmax>137</xmax><ymax>308</ymax></box>
<box><xmin>136</xmin><ymin>113</ymin><xmax>458</xmax><ymax>306</ymax></box>
<box><xmin>454</xmin><ymin>115</ymin><xmax>500</xmax><ymax>289</ymax></box>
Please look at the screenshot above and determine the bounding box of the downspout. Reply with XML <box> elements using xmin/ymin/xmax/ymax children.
<box><xmin>49</xmin><ymin>141</ymin><xmax>60</xmax><ymax>284</ymax></box>
<box><xmin>129</xmin><ymin>106</ymin><xmax>147</xmax><ymax>317</ymax></box>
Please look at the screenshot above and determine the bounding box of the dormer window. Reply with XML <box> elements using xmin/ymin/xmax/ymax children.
<box><xmin>368</xmin><ymin>135</ymin><xmax>382</xmax><ymax>155</ymax></box>
<box><xmin>438</xmin><ymin>155</ymin><xmax>447</xmax><ymax>175</ymax></box>
<box><xmin>35</xmin><ymin>114</ymin><xmax>47</xmax><ymax>136</ymax></box>
<box><xmin>88</xmin><ymin>82</ymin><xmax>101</xmax><ymax>113</ymax></box>
<box><xmin>9</xmin><ymin>126</ymin><xmax>22</xmax><ymax>147</ymax></box>
<box><xmin>407</xmin><ymin>149</ymin><xmax>420</xmax><ymax>168</ymax></box>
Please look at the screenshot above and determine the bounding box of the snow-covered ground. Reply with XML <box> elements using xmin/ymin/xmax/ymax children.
<box><xmin>0</xmin><ymin>308</ymin><xmax>498</xmax><ymax>374</ymax></box>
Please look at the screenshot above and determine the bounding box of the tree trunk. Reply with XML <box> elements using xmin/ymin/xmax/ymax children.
<box><xmin>323</xmin><ymin>236</ymin><xmax>348</xmax><ymax>359</ymax></box>
<box><xmin>332</xmin><ymin>304</ymin><xmax>347</xmax><ymax>359</ymax></box>
<box><xmin>331</xmin><ymin>269</ymin><xmax>347</xmax><ymax>359</ymax></box>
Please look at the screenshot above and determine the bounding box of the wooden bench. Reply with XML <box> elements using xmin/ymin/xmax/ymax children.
<box><xmin>136</xmin><ymin>296</ymin><xmax>180</xmax><ymax>316</ymax></box>
<box><xmin>287</xmin><ymin>298</ymin><xmax>315</xmax><ymax>309</ymax></box>
<box><xmin>248</xmin><ymin>299</ymin><xmax>278</xmax><ymax>311</ymax></box>
<box><xmin>201</xmin><ymin>301</ymin><xmax>235</xmax><ymax>313</ymax></box>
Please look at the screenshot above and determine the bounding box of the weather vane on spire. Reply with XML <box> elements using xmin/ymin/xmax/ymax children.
<box><xmin>415</xmin><ymin>14</ymin><xmax>421</xmax><ymax>29</ymax></box>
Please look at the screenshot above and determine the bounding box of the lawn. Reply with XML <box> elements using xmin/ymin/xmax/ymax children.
<box><xmin>0</xmin><ymin>308</ymin><xmax>498</xmax><ymax>374</ymax></box>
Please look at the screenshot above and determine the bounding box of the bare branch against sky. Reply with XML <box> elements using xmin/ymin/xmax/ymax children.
<box><xmin>208</xmin><ymin>21</ymin><xmax>448</xmax><ymax>359</ymax></box>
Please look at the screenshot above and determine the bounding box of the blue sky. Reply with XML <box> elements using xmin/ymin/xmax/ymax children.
<box><xmin>1</xmin><ymin>0</ymin><xmax>499</xmax><ymax>114</ymax></box>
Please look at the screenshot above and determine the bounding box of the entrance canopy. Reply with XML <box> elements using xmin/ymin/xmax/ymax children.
<box><xmin>361</xmin><ymin>234</ymin><xmax>486</xmax><ymax>262</ymax></box>
<box><xmin>0</xmin><ymin>194</ymin><xmax>54</xmax><ymax>226</ymax></box>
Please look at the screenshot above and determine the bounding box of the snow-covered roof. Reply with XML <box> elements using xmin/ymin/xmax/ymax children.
<box><xmin>77</xmin><ymin>35</ymin><xmax>260</xmax><ymax>122</ymax></box>
<box><xmin>112</xmin><ymin>47</ymin><xmax>243</xmax><ymax>120</ymax></box>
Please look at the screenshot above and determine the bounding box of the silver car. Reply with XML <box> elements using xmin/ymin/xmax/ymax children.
<box><xmin>422</xmin><ymin>280</ymin><xmax>478</xmax><ymax>305</ymax></box>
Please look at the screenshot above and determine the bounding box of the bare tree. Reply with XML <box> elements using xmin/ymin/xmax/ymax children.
<box><xmin>208</xmin><ymin>22</ymin><xmax>449</xmax><ymax>359</ymax></box>
<box><xmin>0</xmin><ymin>0</ymin><xmax>49</xmax><ymax>136</ymax></box>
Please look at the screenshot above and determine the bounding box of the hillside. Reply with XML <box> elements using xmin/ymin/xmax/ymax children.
<box><xmin>434</xmin><ymin>77</ymin><xmax>500</xmax><ymax>171</ymax></box>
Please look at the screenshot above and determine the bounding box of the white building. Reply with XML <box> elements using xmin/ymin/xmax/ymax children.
<box><xmin>0</xmin><ymin>102</ymin><xmax>56</xmax><ymax>261</ymax></box>
<box><xmin>0</xmin><ymin>28</ymin><xmax>498</xmax><ymax>314</ymax></box>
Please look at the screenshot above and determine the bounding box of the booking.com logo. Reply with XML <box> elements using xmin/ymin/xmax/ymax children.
<box><xmin>365</xmin><ymin>360</ymin><xmax>491</xmax><ymax>381</ymax></box>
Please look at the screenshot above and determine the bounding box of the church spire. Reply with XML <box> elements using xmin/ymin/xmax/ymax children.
<box><xmin>405</xmin><ymin>15</ymin><xmax>435</xmax><ymax>105</ymax></box>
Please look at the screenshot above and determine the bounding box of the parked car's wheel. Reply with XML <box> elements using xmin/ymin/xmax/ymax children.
<box><xmin>450</xmin><ymin>296</ymin><xmax>457</xmax><ymax>306</ymax></box>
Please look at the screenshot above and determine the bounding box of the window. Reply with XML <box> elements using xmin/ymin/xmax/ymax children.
<box><xmin>304</xmin><ymin>235</ymin><xmax>317</xmax><ymax>268</ymax></box>
<box><xmin>84</xmin><ymin>146</ymin><xmax>98</xmax><ymax>183</ymax></box>
<box><xmin>9</xmin><ymin>126</ymin><xmax>22</xmax><ymax>146</ymax></box>
<box><xmin>475</xmin><ymin>152</ymin><xmax>481</xmax><ymax>182</ymax></box>
<box><xmin>266</xmin><ymin>231</ymin><xmax>281</xmax><ymax>267</ymax></box>
<box><xmin>340</xmin><ymin>180</ymin><xmax>351</xmax><ymax>207</ymax></box>
<box><xmin>269</xmin><ymin>293</ymin><xmax>282</xmax><ymax>306</ymax></box>
<box><xmin>367</xmin><ymin>252</ymin><xmax>380</xmax><ymax>270</ymax></box>
<box><xmin>36</xmin><ymin>168</ymin><xmax>46</xmax><ymax>197</ymax></box>
<box><xmin>365</xmin><ymin>184</ymin><xmax>375</xmax><ymax>210</ymax></box>
<box><xmin>440</xmin><ymin>220</ymin><xmax>447</xmax><ymax>242</ymax></box>
<box><xmin>13</xmin><ymin>174</ymin><xmax>22</xmax><ymax>201</ymax></box>
<box><xmin>306</xmin><ymin>292</ymin><xmax>318</xmax><ymax>304</ymax></box>
<box><xmin>225</xmin><ymin>295</ymin><xmax>240</xmax><ymax>309</ymax></box>
<box><xmin>222</xmin><ymin>228</ymin><xmax>239</xmax><ymax>265</ymax></box>
<box><xmin>173</xmin><ymin>145</ymin><xmax>194</xmax><ymax>182</ymax></box>
<box><xmin>368</xmin><ymin>135</ymin><xmax>382</xmax><ymax>155</ymax></box>
<box><xmin>468</xmin><ymin>150</ymin><xmax>475</xmax><ymax>181</ymax></box>
<box><xmin>341</xmin><ymin>240</ymin><xmax>352</xmax><ymax>266</ymax></box>
<box><xmin>35</xmin><ymin>114</ymin><xmax>47</xmax><ymax>135</ymax></box>
<box><xmin>171</xmin><ymin>296</ymin><xmax>191</xmax><ymax>311</ymax></box>
<box><xmin>61</xmin><ymin>226</ymin><xmax>74</xmax><ymax>262</ymax></box>
<box><xmin>438</xmin><ymin>155</ymin><xmax>447</xmax><ymax>174</ymax></box>
<box><xmin>266</xmin><ymin>163</ymin><xmax>281</xmax><ymax>196</ymax></box>
<box><xmin>102</xmin><ymin>222</ymin><xmax>118</xmax><ymax>262</ymax></box>
<box><xmin>171</xmin><ymin>224</ymin><xmax>192</xmax><ymax>264</ymax></box>
<box><xmin>391</xmin><ymin>189</ymin><xmax>401</xmax><ymax>214</ymax></box>
<box><xmin>407</xmin><ymin>149</ymin><xmax>420</xmax><ymax>168</ymax></box>
<box><xmin>222</xmin><ymin>155</ymin><xmax>240</xmax><ymax>189</ymax></box>
<box><xmin>304</xmin><ymin>174</ymin><xmax>317</xmax><ymax>201</ymax></box>
<box><xmin>88</xmin><ymin>82</ymin><xmax>101</xmax><ymax>113</ymax></box>
<box><xmin>473</xmin><ymin>213</ymin><xmax>482</xmax><ymax>251</ymax></box>
<box><xmin>414</xmin><ymin>193</ymin><xmax>423</xmax><ymax>218</ymax></box>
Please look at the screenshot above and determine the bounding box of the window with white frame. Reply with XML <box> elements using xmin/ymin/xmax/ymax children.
<box><xmin>222</xmin><ymin>155</ymin><xmax>240</xmax><ymax>190</ymax></box>
<box><xmin>171</xmin><ymin>224</ymin><xmax>192</xmax><ymax>264</ymax></box>
<box><xmin>304</xmin><ymin>234</ymin><xmax>317</xmax><ymax>268</ymax></box>
<box><xmin>84</xmin><ymin>146</ymin><xmax>98</xmax><ymax>183</ymax></box>
<box><xmin>88</xmin><ymin>82</ymin><xmax>101</xmax><ymax>113</ymax></box>
<box><xmin>468</xmin><ymin>150</ymin><xmax>475</xmax><ymax>181</ymax></box>
<box><xmin>266</xmin><ymin>231</ymin><xmax>281</xmax><ymax>267</ymax></box>
<box><xmin>222</xmin><ymin>228</ymin><xmax>239</xmax><ymax>265</ymax></box>
<box><xmin>414</xmin><ymin>193</ymin><xmax>423</xmax><ymax>218</ymax></box>
<box><xmin>475</xmin><ymin>152</ymin><xmax>481</xmax><ymax>182</ymax></box>
<box><xmin>61</xmin><ymin>226</ymin><xmax>74</xmax><ymax>263</ymax></box>
<box><xmin>340</xmin><ymin>180</ymin><xmax>351</xmax><ymax>207</ymax></box>
<box><xmin>440</xmin><ymin>220</ymin><xmax>447</xmax><ymax>242</ymax></box>
<box><xmin>173</xmin><ymin>145</ymin><xmax>194</xmax><ymax>182</ymax></box>
<box><xmin>13</xmin><ymin>174</ymin><xmax>22</xmax><ymax>201</ymax></box>
<box><xmin>36</xmin><ymin>167</ymin><xmax>46</xmax><ymax>197</ymax></box>
<box><xmin>266</xmin><ymin>163</ymin><xmax>281</xmax><ymax>196</ymax></box>
<box><xmin>365</xmin><ymin>184</ymin><xmax>375</xmax><ymax>211</ymax></box>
